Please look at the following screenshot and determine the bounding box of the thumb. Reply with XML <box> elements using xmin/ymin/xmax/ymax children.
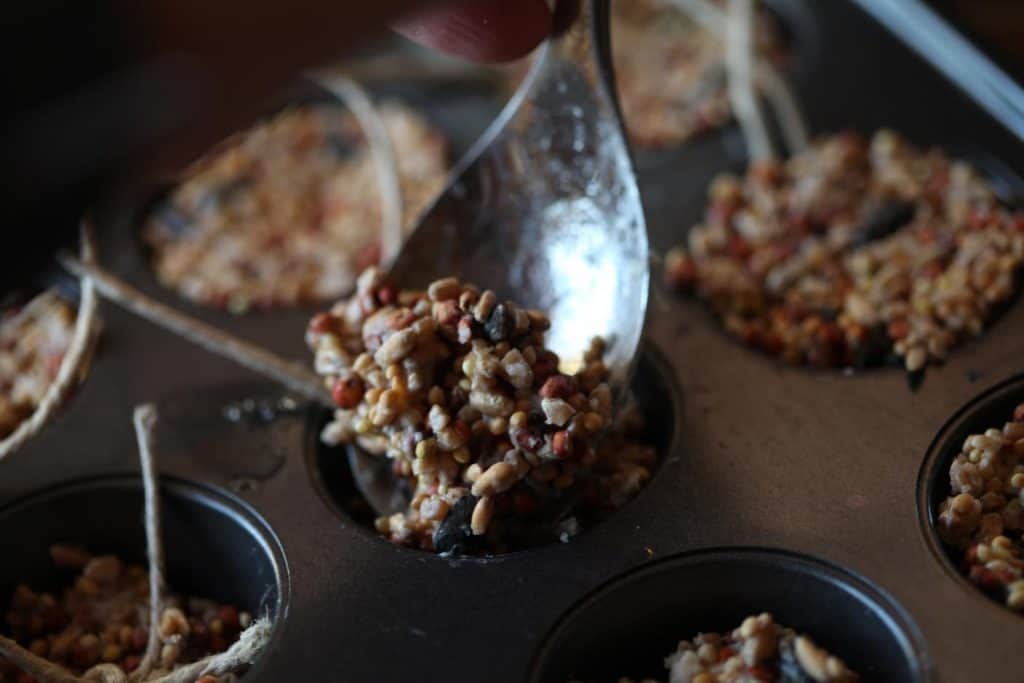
<box><xmin>394</xmin><ymin>0</ymin><xmax>552</xmax><ymax>63</ymax></box>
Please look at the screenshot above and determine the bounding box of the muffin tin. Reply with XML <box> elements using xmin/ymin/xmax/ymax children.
<box><xmin>3</xmin><ymin>1</ymin><xmax>1024</xmax><ymax>681</ymax></box>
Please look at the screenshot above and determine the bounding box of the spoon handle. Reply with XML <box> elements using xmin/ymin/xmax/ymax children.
<box><xmin>389</xmin><ymin>0</ymin><xmax>649</xmax><ymax>401</ymax></box>
<box><xmin>548</xmin><ymin>0</ymin><xmax>617</xmax><ymax>109</ymax></box>
<box><xmin>526</xmin><ymin>0</ymin><xmax>624</xmax><ymax>140</ymax></box>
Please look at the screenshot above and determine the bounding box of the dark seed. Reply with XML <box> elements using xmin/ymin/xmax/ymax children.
<box><xmin>818</xmin><ymin>307</ymin><xmax>839</xmax><ymax>322</ymax></box>
<box><xmin>326</xmin><ymin>132</ymin><xmax>359</xmax><ymax>160</ymax></box>
<box><xmin>197</xmin><ymin>176</ymin><xmax>252</xmax><ymax>213</ymax></box>
<box><xmin>852</xmin><ymin>324</ymin><xmax>890</xmax><ymax>369</ymax></box>
<box><xmin>851</xmin><ymin>199</ymin><xmax>916</xmax><ymax>247</ymax></box>
<box><xmin>153</xmin><ymin>201</ymin><xmax>193</xmax><ymax>237</ymax></box>
<box><xmin>512</xmin><ymin>426</ymin><xmax>544</xmax><ymax>453</ymax></box>
<box><xmin>777</xmin><ymin>636</ymin><xmax>816</xmax><ymax>683</ymax></box>
<box><xmin>432</xmin><ymin>495</ymin><xmax>479</xmax><ymax>555</ymax></box>
<box><xmin>484</xmin><ymin>303</ymin><xmax>513</xmax><ymax>342</ymax></box>
<box><xmin>907</xmin><ymin>367</ymin><xmax>926</xmax><ymax>392</ymax></box>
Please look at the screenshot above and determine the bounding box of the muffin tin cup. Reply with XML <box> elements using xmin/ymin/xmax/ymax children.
<box><xmin>4</xmin><ymin>2</ymin><xmax>1024</xmax><ymax>681</ymax></box>
<box><xmin>308</xmin><ymin>347</ymin><xmax>682</xmax><ymax>557</ymax></box>
<box><xmin>528</xmin><ymin>548</ymin><xmax>931</xmax><ymax>683</ymax></box>
<box><xmin>102</xmin><ymin>77</ymin><xmax>504</xmax><ymax>341</ymax></box>
<box><xmin>0</xmin><ymin>476</ymin><xmax>288</xmax><ymax>678</ymax></box>
<box><xmin>919</xmin><ymin>373</ymin><xmax>1024</xmax><ymax>611</ymax></box>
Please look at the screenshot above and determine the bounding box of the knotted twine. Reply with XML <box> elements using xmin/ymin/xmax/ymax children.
<box><xmin>312</xmin><ymin>73</ymin><xmax>405</xmax><ymax>270</ymax></box>
<box><xmin>0</xmin><ymin>405</ymin><xmax>273</xmax><ymax>683</ymax></box>
<box><xmin>668</xmin><ymin>0</ymin><xmax>809</xmax><ymax>157</ymax></box>
<box><xmin>0</xmin><ymin>227</ymin><xmax>100</xmax><ymax>462</ymax></box>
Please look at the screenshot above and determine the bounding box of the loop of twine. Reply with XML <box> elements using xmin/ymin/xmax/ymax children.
<box><xmin>310</xmin><ymin>71</ymin><xmax>406</xmax><ymax>270</ymax></box>
<box><xmin>0</xmin><ymin>405</ymin><xmax>272</xmax><ymax>683</ymax></box>
<box><xmin>668</xmin><ymin>0</ymin><xmax>809</xmax><ymax>157</ymax></box>
<box><xmin>57</xmin><ymin>240</ymin><xmax>332</xmax><ymax>409</ymax></box>
<box><xmin>4</xmin><ymin>70</ymin><xmax>404</xmax><ymax>460</ymax></box>
<box><xmin>131</xmin><ymin>406</ymin><xmax>164</xmax><ymax>682</ymax></box>
<box><xmin>0</xmin><ymin>225</ymin><xmax>100</xmax><ymax>462</ymax></box>
<box><xmin>725</xmin><ymin>0</ymin><xmax>774</xmax><ymax>161</ymax></box>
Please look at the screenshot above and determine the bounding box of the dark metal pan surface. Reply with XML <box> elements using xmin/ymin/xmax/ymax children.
<box><xmin>3</xmin><ymin>3</ymin><xmax>1024</xmax><ymax>681</ymax></box>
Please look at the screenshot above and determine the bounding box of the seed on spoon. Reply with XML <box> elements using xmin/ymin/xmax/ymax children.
<box><xmin>307</xmin><ymin>268</ymin><xmax>656</xmax><ymax>554</ymax></box>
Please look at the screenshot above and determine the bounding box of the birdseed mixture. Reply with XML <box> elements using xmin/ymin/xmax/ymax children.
<box><xmin>664</xmin><ymin>130</ymin><xmax>1024</xmax><ymax>375</ymax></box>
<box><xmin>937</xmin><ymin>402</ymin><xmax>1024</xmax><ymax>612</ymax></box>
<box><xmin>612</xmin><ymin>0</ymin><xmax>786</xmax><ymax>148</ymax></box>
<box><xmin>0</xmin><ymin>545</ymin><xmax>251</xmax><ymax>683</ymax></box>
<box><xmin>0</xmin><ymin>292</ymin><xmax>78</xmax><ymax>440</ymax></box>
<box><xmin>615</xmin><ymin>613</ymin><xmax>858</xmax><ymax>683</ymax></box>
<box><xmin>306</xmin><ymin>268</ymin><xmax>657</xmax><ymax>553</ymax></box>
<box><xmin>142</xmin><ymin>103</ymin><xmax>447</xmax><ymax>313</ymax></box>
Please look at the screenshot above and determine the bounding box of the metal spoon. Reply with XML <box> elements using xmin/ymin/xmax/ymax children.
<box><xmin>355</xmin><ymin>0</ymin><xmax>650</xmax><ymax>517</ymax></box>
<box><xmin>60</xmin><ymin>1</ymin><xmax>649</xmax><ymax>523</ymax></box>
<box><xmin>390</xmin><ymin>0</ymin><xmax>648</xmax><ymax>390</ymax></box>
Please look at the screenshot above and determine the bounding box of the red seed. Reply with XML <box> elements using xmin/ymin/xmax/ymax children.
<box><xmin>921</xmin><ymin>261</ymin><xmax>944</xmax><ymax>279</ymax></box>
<box><xmin>925</xmin><ymin>169</ymin><xmax>949</xmax><ymax>196</ymax></box>
<box><xmin>964</xmin><ymin>543</ymin><xmax>980</xmax><ymax>565</ymax></box>
<box><xmin>887</xmin><ymin>319</ymin><xmax>909</xmax><ymax>340</ymax></box>
<box><xmin>190</xmin><ymin>618</ymin><xmax>210</xmax><ymax>650</ymax></box>
<box><xmin>331</xmin><ymin>376</ymin><xmax>365</xmax><ymax>409</ymax></box>
<box><xmin>727</xmin><ymin>235</ymin><xmax>752</xmax><ymax>260</ymax></box>
<box><xmin>751</xmin><ymin>160</ymin><xmax>783</xmax><ymax>184</ymax></box>
<box><xmin>377</xmin><ymin>283</ymin><xmax>398</xmax><ymax>306</ymax></box>
<box><xmin>308</xmin><ymin>312</ymin><xmax>334</xmax><ymax>334</ymax></box>
<box><xmin>450</xmin><ymin>420</ymin><xmax>471</xmax><ymax>443</ymax></box>
<box><xmin>512</xmin><ymin>490</ymin><xmax>536</xmax><ymax>515</ymax></box>
<box><xmin>552</xmin><ymin>431</ymin><xmax>573</xmax><ymax>459</ymax></box>
<box><xmin>759</xmin><ymin>331</ymin><xmax>783</xmax><ymax>355</ymax></box>
<box><xmin>210</xmin><ymin>634</ymin><xmax>228</xmax><ymax>653</ymax></box>
<box><xmin>915</xmin><ymin>226</ymin><xmax>939</xmax><ymax>245</ymax></box>
<box><xmin>539</xmin><ymin>375</ymin><xmax>576</xmax><ymax>400</ymax></box>
<box><xmin>969</xmin><ymin>564</ymin><xmax>1007</xmax><ymax>591</ymax></box>
<box><xmin>512</xmin><ymin>426</ymin><xmax>544</xmax><ymax>453</ymax></box>
<box><xmin>122</xmin><ymin>655</ymin><xmax>141</xmax><ymax>673</ymax></box>
<box><xmin>664</xmin><ymin>250</ymin><xmax>697</xmax><ymax>290</ymax></box>
<box><xmin>218</xmin><ymin>605</ymin><xmax>240</xmax><ymax>630</ymax></box>
<box><xmin>45</xmin><ymin>354</ymin><xmax>63</xmax><ymax>377</ymax></box>
<box><xmin>967</xmin><ymin>207</ymin><xmax>994</xmax><ymax>231</ymax></box>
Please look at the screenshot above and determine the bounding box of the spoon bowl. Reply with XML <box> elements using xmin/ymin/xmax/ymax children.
<box><xmin>328</xmin><ymin>0</ymin><xmax>650</xmax><ymax>521</ymax></box>
<box><xmin>386</xmin><ymin>0</ymin><xmax>649</xmax><ymax>392</ymax></box>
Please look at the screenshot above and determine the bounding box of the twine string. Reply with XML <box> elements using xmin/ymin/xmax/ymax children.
<box><xmin>0</xmin><ymin>225</ymin><xmax>100</xmax><ymax>461</ymax></box>
<box><xmin>57</xmin><ymin>250</ymin><xmax>332</xmax><ymax>408</ymax></box>
<box><xmin>0</xmin><ymin>406</ymin><xmax>272</xmax><ymax>683</ymax></box>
